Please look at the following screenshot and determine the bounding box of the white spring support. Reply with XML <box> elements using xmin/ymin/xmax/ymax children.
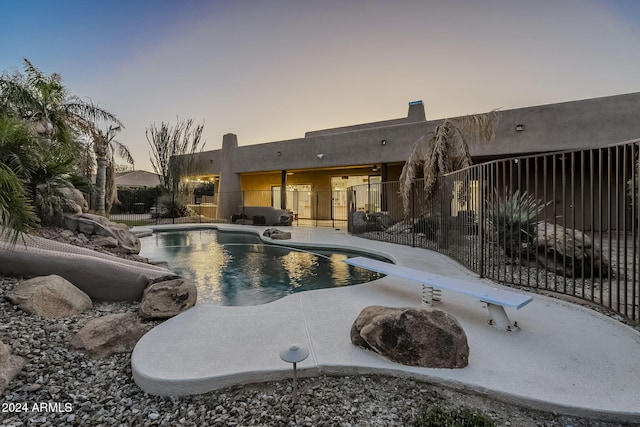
<box><xmin>421</xmin><ymin>285</ymin><xmax>442</xmax><ymax>305</ymax></box>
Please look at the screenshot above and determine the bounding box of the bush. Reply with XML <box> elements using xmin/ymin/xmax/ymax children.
<box><xmin>412</xmin><ymin>405</ymin><xmax>496</xmax><ymax>427</ymax></box>
<box><xmin>413</xmin><ymin>216</ymin><xmax>438</xmax><ymax>240</ymax></box>
<box><xmin>157</xmin><ymin>193</ymin><xmax>194</xmax><ymax>218</ymax></box>
<box><xmin>487</xmin><ymin>190</ymin><xmax>549</xmax><ymax>260</ymax></box>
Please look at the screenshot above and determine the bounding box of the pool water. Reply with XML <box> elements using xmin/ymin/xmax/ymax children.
<box><xmin>139</xmin><ymin>229</ymin><xmax>385</xmax><ymax>306</ymax></box>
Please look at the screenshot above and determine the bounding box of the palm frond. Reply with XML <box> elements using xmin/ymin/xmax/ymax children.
<box><xmin>0</xmin><ymin>163</ymin><xmax>39</xmax><ymax>243</ymax></box>
<box><xmin>398</xmin><ymin>111</ymin><xmax>497</xmax><ymax>216</ymax></box>
<box><xmin>451</xmin><ymin>110</ymin><xmax>498</xmax><ymax>147</ymax></box>
<box><xmin>65</xmin><ymin>100</ymin><xmax>123</xmax><ymax>128</ymax></box>
<box><xmin>399</xmin><ymin>132</ymin><xmax>432</xmax><ymax>216</ymax></box>
<box><xmin>111</xmin><ymin>139</ymin><xmax>134</xmax><ymax>166</ymax></box>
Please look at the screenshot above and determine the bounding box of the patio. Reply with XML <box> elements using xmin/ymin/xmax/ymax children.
<box><xmin>131</xmin><ymin>225</ymin><xmax>640</xmax><ymax>421</ymax></box>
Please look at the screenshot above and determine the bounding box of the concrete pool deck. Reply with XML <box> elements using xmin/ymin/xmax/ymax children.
<box><xmin>131</xmin><ymin>224</ymin><xmax>640</xmax><ymax>421</ymax></box>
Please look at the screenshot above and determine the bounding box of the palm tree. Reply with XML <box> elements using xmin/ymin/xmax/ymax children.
<box><xmin>399</xmin><ymin>112</ymin><xmax>497</xmax><ymax>216</ymax></box>
<box><xmin>1</xmin><ymin>59</ymin><xmax>125</xmax><ymax>217</ymax></box>
<box><xmin>86</xmin><ymin>124</ymin><xmax>134</xmax><ymax>216</ymax></box>
<box><xmin>0</xmin><ymin>59</ymin><xmax>122</xmax><ymax>145</ymax></box>
<box><xmin>0</xmin><ymin>115</ymin><xmax>40</xmax><ymax>243</ymax></box>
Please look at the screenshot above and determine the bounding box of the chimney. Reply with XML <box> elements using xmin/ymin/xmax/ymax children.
<box><xmin>407</xmin><ymin>100</ymin><xmax>426</xmax><ymax>121</ymax></box>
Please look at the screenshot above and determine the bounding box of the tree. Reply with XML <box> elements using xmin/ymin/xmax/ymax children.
<box><xmin>146</xmin><ymin>118</ymin><xmax>205</xmax><ymax>193</ymax></box>
<box><xmin>0</xmin><ymin>59</ymin><xmax>125</xmax><ymax>239</ymax></box>
<box><xmin>0</xmin><ymin>59</ymin><xmax>124</xmax><ymax>217</ymax></box>
<box><xmin>399</xmin><ymin>112</ymin><xmax>497</xmax><ymax>216</ymax></box>
<box><xmin>83</xmin><ymin>124</ymin><xmax>134</xmax><ymax>216</ymax></box>
<box><xmin>0</xmin><ymin>59</ymin><xmax>121</xmax><ymax>148</ymax></box>
<box><xmin>0</xmin><ymin>115</ymin><xmax>40</xmax><ymax>243</ymax></box>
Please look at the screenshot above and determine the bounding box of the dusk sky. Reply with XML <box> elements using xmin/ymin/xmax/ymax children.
<box><xmin>2</xmin><ymin>0</ymin><xmax>640</xmax><ymax>172</ymax></box>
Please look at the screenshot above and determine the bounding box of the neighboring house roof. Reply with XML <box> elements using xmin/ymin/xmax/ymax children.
<box><xmin>115</xmin><ymin>170</ymin><xmax>161</xmax><ymax>188</ymax></box>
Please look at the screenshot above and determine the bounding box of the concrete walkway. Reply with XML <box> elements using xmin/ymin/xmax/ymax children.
<box><xmin>131</xmin><ymin>225</ymin><xmax>640</xmax><ymax>420</ymax></box>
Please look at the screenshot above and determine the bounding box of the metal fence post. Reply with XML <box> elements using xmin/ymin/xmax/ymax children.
<box><xmin>477</xmin><ymin>165</ymin><xmax>485</xmax><ymax>278</ymax></box>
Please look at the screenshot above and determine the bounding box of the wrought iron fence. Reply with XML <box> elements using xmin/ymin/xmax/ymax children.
<box><xmin>108</xmin><ymin>188</ymin><xmax>219</xmax><ymax>227</ymax></box>
<box><xmin>348</xmin><ymin>140</ymin><xmax>640</xmax><ymax>325</ymax></box>
<box><xmin>227</xmin><ymin>189</ymin><xmax>349</xmax><ymax>228</ymax></box>
<box><xmin>109</xmin><ymin>188</ymin><xmax>352</xmax><ymax>228</ymax></box>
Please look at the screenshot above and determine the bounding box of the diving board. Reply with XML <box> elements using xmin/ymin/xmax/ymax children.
<box><xmin>344</xmin><ymin>256</ymin><xmax>533</xmax><ymax>331</ymax></box>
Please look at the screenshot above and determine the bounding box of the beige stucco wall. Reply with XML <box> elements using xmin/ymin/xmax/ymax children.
<box><xmin>189</xmin><ymin>93</ymin><xmax>640</xmax><ymax>222</ymax></box>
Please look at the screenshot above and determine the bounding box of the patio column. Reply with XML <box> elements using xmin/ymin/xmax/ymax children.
<box><xmin>281</xmin><ymin>170</ymin><xmax>287</xmax><ymax>209</ymax></box>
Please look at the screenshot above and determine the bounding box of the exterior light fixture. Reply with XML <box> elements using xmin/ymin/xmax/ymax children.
<box><xmin>280</xmin><ymin>344</ymin><xmax>309</xmax><ymax>405</ymax></box>
<box><xmin>277</xmin><ymin>151</ymin><xmax>282</xmax><ymax>156</ymax></box>
<box><xmin>317</xmin><ymin>153</ymin><xmax>324</xmax><ymax>159</ymax></box>
<box><xmin>515</xmin><ymin>124</ymin><xmax>524</xmax><ymax>132</ymax></box>
<box><xmin>381</xmin><ymin>139</ymin><xmax>387</xmax><ymax>145</ymax></box>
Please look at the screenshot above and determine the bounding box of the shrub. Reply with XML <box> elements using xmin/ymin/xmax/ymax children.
<box><xmin>413</xmin><ymin>216</ymin><xmax>438</xmax><ymax>240</ymax></box>
<box><xmin>487</xmin><ymin>190</ymin><xmax>550</xmax><ymax>260</ymax></box>
<box><xmin>412</xmin><ymin>404</ymin><xmax>496</xmax><ymax>427</ymax></box>
<box><xmin>157</xmin><ymin>193</ymin><xmax>194</xmax><ymax>218</ymax></box>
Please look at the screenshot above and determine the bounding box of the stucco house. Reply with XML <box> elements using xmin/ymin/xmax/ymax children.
<box><xmin>187</xmin><ymin>92</ymin><xmax>640</xmax><ymax>225</ymax></box>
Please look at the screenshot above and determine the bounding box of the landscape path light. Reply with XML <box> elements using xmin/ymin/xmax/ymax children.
<box><xmin>279</xmin><ymin>344</ymin><xmax>309</xmax><ymax>405</ymax></box>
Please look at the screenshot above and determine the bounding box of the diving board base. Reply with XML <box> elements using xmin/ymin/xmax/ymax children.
<box><xmin>485</xmin><ymin>302</ymin><xmax>519</xmax><ymax>331</ymax></box>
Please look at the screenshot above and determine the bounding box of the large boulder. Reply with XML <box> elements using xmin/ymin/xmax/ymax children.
<box><xmin>59</xmin><ymin>186</ymin><xmax>89</xmax><ymax>214</ymax></box>
<box><xmin>351</xmin><ymin>306</ymin><xmax>469</xmax><ymax>368</ymax></box>
<box><xmin>138</xmin><ymin>278</ymin><xmax>197</xmax><ymax>320</ymax></box>
<box><xmin>63</xmin><ymin>213</ymin><xmax>141</xmax><ymax>254</ymax></box>
<box><xmin>351</xmin><ymin>211</ymin><xmax>369</xmax><ymax>234</ymax></box>
<box><xmin>263</xmin><ymin>228</ymin><xmax>291</xmax><ymax>240</ymax></box>
<box><xmin>70</xmin><ymin>313</ymin><xmax>148</xmax><ymax>358</ymax></box>
<box><xmin>534</xmin><ymin>222</ymin><xmax>611</xmax><ymax>278</ymax></box>
<box><xmin>0</xmin><ymin>340</ymin><xmax>26</xmax><ymax>394</ymax></box>
<box><xmin>5</xmin><ymin>275</ymin><xmax>92</xmax><ymax>318</ymax></box>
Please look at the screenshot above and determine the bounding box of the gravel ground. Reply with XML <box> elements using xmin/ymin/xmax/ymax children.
<box><xmin>0</xmin><ymin>229</ymin><xmax>637</xmax><ymax>426</ymax></box>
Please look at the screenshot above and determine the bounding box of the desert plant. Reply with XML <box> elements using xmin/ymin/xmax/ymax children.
<box><xmin>157</xmin><ymin>193</ymin><xmax>194</xmax><ymax>218</ymax></box>
<box><xmin>399</xmin><ymin>112</ymin><xmax>497</xmax><ymax>216</ymax></box>
<box><xmin>0</xmin><ymin>115</ymin><xmax>40</xmax><ymax>242</ymax></box>
<box><xmin>413</xmin><ymin>215</ymin><xmax>439</xmax><ymax>240</ymax></box>
<box><xmin>146</xmin><ymin>118</ymin><xmax>205</xmax><ymax>193</ymax></box>
<box><xmin>81</xmin><ymin>123</ymin><xmax>133</xmax><ymax>216</ymax></box>
<box><xmin>412</xmin><ymin>404</ymin><xmax>496</xmax><ymax>427</ymax></box>
<box><xmin>487</xmin><ymin>189</ymin><xmax>550</xmax><ymax>260</ymax></box>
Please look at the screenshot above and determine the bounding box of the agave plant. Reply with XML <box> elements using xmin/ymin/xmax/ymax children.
<box><xmin>487</xmin><ymin>189</ymin><xmax>550</xmax><ymax>260</ymax></box>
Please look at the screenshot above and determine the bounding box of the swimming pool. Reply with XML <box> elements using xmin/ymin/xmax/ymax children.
<box><xmin>139</xmin><ymin>229</ymin><xmax>386</xmax><ymax>306</ymax></box>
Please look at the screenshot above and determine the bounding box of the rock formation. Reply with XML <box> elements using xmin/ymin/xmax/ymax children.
<box><xmin>351</xmin><ymin>305</ymin><xmax>469</xmax><ymax>368</ymax></box>
<box><xmin>263</xmin><ymin>228</ymin><xmax>292</xmax><ymax>240</ymax></box>
<box><xmin>70</xmin><ymin>313</ymin><xmax>148</xmax><ymax>358</ymax></box>
<box><xmin>0</xmin><ymin>340</ymin><xmax>26</xmax><ymax>395</ymax></box>
<box><xmin>534</xmin><ymin>222</ymin><xmax>611</xmax><ymax>278</ymax></box>
<box><xmin>139</xmin><ymin>278</ymin><xmax>197</xmax><ymax>320</ymax></box>
<box><xmin>63</xmin><ymin>213</ymin><xmax>141</xmax><ymax>254</ymax></box>
<box><xmin>59</xmin><ymin>186</ymin><xmax>89</xmax><ymax>215</ymax></box>
<box><xmin>5</xmin><ymin>275</ymin><xmax>92</xmax><ymax>318</ymax></box>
